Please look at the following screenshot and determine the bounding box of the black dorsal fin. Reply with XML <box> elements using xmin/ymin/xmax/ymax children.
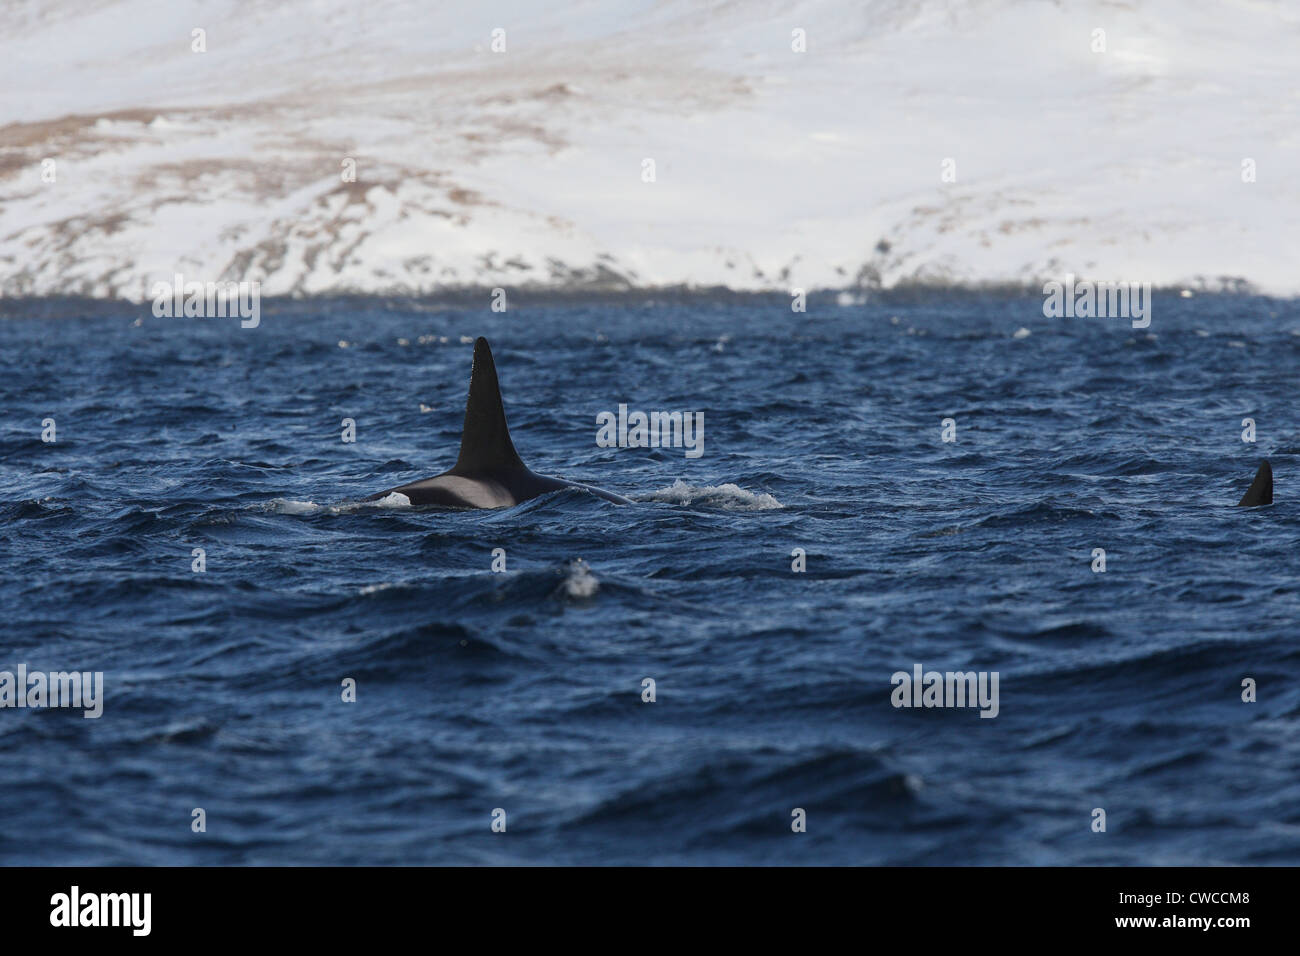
<box><xmin>1237</xmin><ymin>460</ymin><xmax>1273</xmax><ymax>507</ymax></box>
<box><xmin>452</xmin><ymin>337</ymin><xmax>525</xmax><ymax>475</ymax></box>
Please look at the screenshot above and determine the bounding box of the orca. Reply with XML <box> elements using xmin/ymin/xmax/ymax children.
<box><xmin>367</xmin><ymin>337</ymin><xmax>630</xmax><ymax>508</ymax></box>
<box><xmin>1237</xmin><ymin>460</ymin><xmax>1273</xmax><ymax>507</ymax></box>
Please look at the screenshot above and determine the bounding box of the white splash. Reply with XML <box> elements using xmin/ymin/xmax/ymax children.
<box><xmin>263</xmin><ymin>492</ymin><xmax>410</xmax><ymax>515</ymax></box>
<box><xmin>641</xmin><ymin>479</ymin><xmax>783</xmax><ymax>511</ymax></box>
<box><xmin>367</xmin><ymin>492</ymin><xmax>412</xmax><ymax>509</ymax></box>
<box><xmin>563</xmin><ymin>559</ymin><xmax>599</xmax><ymax>598</ymax></box>
<box><xmin>265</xmin><ymin>498</ymin><xmax>322</xmax><ymax>515</ymax></box>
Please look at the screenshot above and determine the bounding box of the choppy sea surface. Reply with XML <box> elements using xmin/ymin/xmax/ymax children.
<box><xmin>2</xmin><ymin>295</ymin><xmax>1298</xmax><ymax>865</ymax></box>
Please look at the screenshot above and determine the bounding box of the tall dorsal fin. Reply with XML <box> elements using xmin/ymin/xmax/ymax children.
<box><xmin>452</xmin><ymin>337</ymin><xmax>525</xmax><ymax>474</ymax></box>
<box><xmin>1237</xmin><ymin>460</ymin><xmax>1273</xmax><ymax>507</ymax></box>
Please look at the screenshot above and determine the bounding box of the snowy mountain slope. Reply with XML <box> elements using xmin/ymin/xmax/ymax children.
<box><xmin>1</xmin><ymin>0</ymin><xmax>1297</xmax><ymax>298</ymax></box>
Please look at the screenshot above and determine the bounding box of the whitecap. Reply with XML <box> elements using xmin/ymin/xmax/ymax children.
<box><xmin>366</xmin><ymin>492</ymin><xmax>411</xmax><ymax>509</ymax></box>
<box><xmin>562</xmin><ymin>558</ymin><xmax>599</xmax><ymax>598</ymax></box>
<box><xmin>265</xmin><ymin>498</ymin><xmax>322</xmax><ymax>515</ymax></box>
<box><xmin>263</xmin><ymin>492</ymin><xmax>410</xmax><ymax>515</ymax></box>
<box><xmin>640</xmin><ymin>479</ymin><xmax>782</xmax><ymax>510</ymax></box>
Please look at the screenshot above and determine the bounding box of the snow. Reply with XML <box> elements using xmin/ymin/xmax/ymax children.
<box><xmin>1</xmin><ymin>0</ymin><xmax>1297</xmax><ymax>299</ymax></box>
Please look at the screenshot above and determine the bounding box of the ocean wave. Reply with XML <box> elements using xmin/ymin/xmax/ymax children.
<box><xmin>6</xmin><ymin>294</ymin><xmax>1300</xmax><ymax>865</ymax></box>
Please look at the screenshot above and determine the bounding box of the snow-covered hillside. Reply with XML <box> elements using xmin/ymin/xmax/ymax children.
<box><xmin>1</xmin><ymin>0</ymin><xmax>1297</xmax><ymax>299</ymax></box>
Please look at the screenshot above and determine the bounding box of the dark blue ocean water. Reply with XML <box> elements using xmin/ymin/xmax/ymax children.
<box><xmin>2</xmin><ymin>295</ymin><xmax>1298</xmax><ymax>865</ymax></box>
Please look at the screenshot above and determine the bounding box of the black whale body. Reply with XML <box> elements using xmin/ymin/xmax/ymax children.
<box><xmin>1237</xmin><ymin>460</ymin><xmax>1272</xmax><ymax>507</ymax></box>
<box><xmin>367</xmin><ymin>337</ymin><xmax>630</xmax><ymax>509</ymax></box>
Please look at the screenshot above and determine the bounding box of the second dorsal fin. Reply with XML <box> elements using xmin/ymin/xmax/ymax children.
<box><xmin>1237</xmin><ymin>460</ymin><xmax>1273</xmax><ymax>507</ymax></box>
<box><xmin>452</xmin><ymin>337</ymin><xmax>525</xmax><ymax>475</ymax></box>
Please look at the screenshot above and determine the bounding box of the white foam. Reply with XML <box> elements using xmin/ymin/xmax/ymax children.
<box><xmin>263</xmin><ymin>492</ymin><xmax>410</xmax><ymax>515</ymax></box>
<box><xmin>641</xmin><ymin>479</ymin><xmax>783</xmax><ymax>511</ymax></box>
<box><xmin>562</xmin><ymin>558</ymin><xmax>599</xmax><ymax>598</ymax></box>
<box><xmin>368</xmin><ymin>492</ymin><xmax>412</xmax><ymax>509</ymax></box>
<box><xmin>265</xmin><ymin>498</ymin><xmax>322</xmax><ymax>515</ymax></box>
